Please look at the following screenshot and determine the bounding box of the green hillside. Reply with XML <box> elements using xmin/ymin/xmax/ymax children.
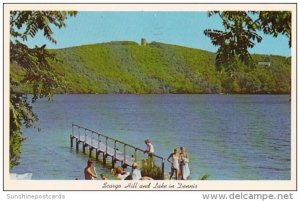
<box><xmin>11</xmin><ymin>41</ymin><xmax>291</xmax><ymax>94</ymax></box>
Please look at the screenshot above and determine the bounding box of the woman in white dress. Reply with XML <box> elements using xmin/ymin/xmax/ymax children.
<box><xmin>179</xmin><ymin>147</ymin><xmax>190</xmax><ymax>180</ymax></box>
<box><xmin>167</xmin><ymin>148</ymin><xmax>180</xmax><ymax>180</ymax></box>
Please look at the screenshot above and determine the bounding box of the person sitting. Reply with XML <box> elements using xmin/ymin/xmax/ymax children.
<box><xmin>84</xmin><ymin>158</ymin><xmax>97</xmax><ymax>180</ymax></box>
<box><xmin>122</xmin><ymin>163</ymin><xmax>128</xmax><ymax>173</ymax></box>
<box><xmin>114</xmin><ymin>166</ymin><xmax>130</xmax><ymax>180</ymax></box>
<box><xmin>131</xmin><ymin>162</ymin><xmax>142</xmax><ymax>180</ymax></box>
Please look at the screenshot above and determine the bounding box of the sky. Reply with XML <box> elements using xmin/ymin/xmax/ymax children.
<box><xmin>24</xmin><ymin>11</ymin><xmax>291</xmax><ymax>57</ymax></box>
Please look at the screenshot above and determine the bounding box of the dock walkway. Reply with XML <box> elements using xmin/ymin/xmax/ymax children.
<box><xmin>70</xmin><ymin>124</ymin><xmax>165</xmax><ymax>177</ymax></box>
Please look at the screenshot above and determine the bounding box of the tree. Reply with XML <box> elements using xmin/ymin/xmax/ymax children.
<box><xmin>204</xmin><ymin>11</ymin><xmax>291</xmax><ymax>73</ymax></box>
<box><xmin>10</xmin><ymin>11</ymin><xmax>77</xmax><ymax>168</ymax></box>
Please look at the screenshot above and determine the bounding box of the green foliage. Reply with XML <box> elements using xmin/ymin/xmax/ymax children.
<box><xmin>220</xmin><ymin>77</ymin><xmax>240</xmax><ymax>94</ymax></box>
<box><xmin>9</xmin><ymin>91</ymin><xmax>34</xmax><ymax>168</ymax></box>
<box><xmin>11</xmin><ymin>41</ymin><xmax>291</xmax><ymax>95</ymax></box>
<box><xmin>104</xmin><ymin>41</ymin><xmax>139</xmax><ymax>46</ymax></box>
<box><xmin>32</xmin><ymin>41</ymin><xmax>219</xmax><ymax>94</ymax></box>
<box><xmin>204</xmin><ymin>11</ymin><xmax>291</xmax><ymax>73</ymax></box>
<box><xmin>10</xmin><ymin>11</ymin><xmax>77</xmax><ymax>44</ymax></box>
<box><xmin>200</xmin><ymin>173</ymin><xmax>209</xmax><ymax>180</ymax></box>
<box><xmin>140</xmin><ymin>159</ymin><xmax>163</xmax><ymax>180</ymax></box>
<box><xmin>259</xmin><ymin>11</ymin><xmax>291</xmax><ymax>47</ymax></box>
<box><xmin>9</xmin><ymin>11</ymin><xmax>77</xmax><ymax>168</ymax></box>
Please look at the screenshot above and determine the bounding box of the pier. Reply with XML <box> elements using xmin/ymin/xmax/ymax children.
<box><xmin>70</xmin><ymin>123</ymin><xmax>165</xmax><ymax>178</ymax></box>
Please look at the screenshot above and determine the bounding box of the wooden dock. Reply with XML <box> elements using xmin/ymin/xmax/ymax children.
<box><xmin>70</xmin><ymin>124</ymin><xmax>165</xmax><ymax>178</ymax></box>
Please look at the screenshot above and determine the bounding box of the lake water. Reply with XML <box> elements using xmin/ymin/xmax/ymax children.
<box><xmin>11</xmin><ymin>94</ymin><xmax>291</xmax><ymax>180</ymax></box>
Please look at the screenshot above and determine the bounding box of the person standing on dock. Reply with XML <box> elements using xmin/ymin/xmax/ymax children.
<box><xmin>179</xmin><ymin>147</ymin><xmax>190</xmax><ymax>180</ymax></box>
<box><xmin>144</xmin><ymin>139</ymin><xmax>154</xmax><ymax>157</ymax></box>
<box><xmin>167</xmin><ymin>148</ymin><xmax>180</xmax><ymax>180</ymax></box>
<box><xmin>144</xmin><ymin>139</ymin><xmax>155</xmax><ymax>167</ymax></box>
<box><xmin>84</xmin><ymin>159</ymin><xmax>97</xmax><ymax>180</ymax></box>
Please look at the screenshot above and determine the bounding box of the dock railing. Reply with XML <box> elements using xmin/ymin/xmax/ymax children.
<box><xmin>70</xmin><ymin>123</ymin><xmax>165</xmax><ymax>179</ymax></box>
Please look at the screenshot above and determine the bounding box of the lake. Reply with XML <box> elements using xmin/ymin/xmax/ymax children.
<box><xmin>11</xmin><ymin>94</ymin><xmax>291</xmax><ymax>180</ymax></box>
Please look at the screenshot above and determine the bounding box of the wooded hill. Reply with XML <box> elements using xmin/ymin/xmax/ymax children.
<box><xmin>11</xmin><ymin>41</ymin><xmax>291</xmax><ymax>94</ymax></box>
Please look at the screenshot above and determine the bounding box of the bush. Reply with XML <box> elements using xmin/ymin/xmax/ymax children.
<box><xmin>140</xmin><ymin>158</ymin><xmax>163</xmax><ymax>180</ymax></box>
<box><xmin>200</xmin><ymin>173</ymin><xmax>209</xmax><ymax>180</ymax></box>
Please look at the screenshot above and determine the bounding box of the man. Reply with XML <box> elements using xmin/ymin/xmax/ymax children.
<box><xmin>84</xmin><ymin>158</ymin><xmax>97</xmax><ymax>180</ymax></box>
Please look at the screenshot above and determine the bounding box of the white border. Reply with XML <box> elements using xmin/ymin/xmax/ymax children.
<box><xmin>2</xmin><ymin>3</ymin><xmax>297</xmax><ymax>191</ymax></box>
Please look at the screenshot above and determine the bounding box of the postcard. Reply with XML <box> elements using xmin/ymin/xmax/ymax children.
<box><xmin>3</xmin><ymin>3</ymin><xmax>296</xmax><ymax>191</ymax></box>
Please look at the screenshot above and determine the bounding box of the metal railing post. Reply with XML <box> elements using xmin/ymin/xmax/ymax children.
<box><xmin>162</xmin><ymin>159</ymin><xmax>165</xmax><ymax>179</ymax></box>
<box><xmin>105</xmin><ymin>137</ymin><xmax>108</xmax><ymax>155</ymax></box>
<box><xmin>78</xmin><ymin>127</ymin><xmax>81</xmax><ymax>141</ymax></box>
<box><xmin>123</xmin><ymin>145</ymin><xmax>126</xmax><ymax>164</ymax></box>
<box><xmin>71</xmin><ymin>124</ymin><xmax>74</xmax><ymax>135</ymax></box>
<box><xmin>98</xmin><ymin>134</ymin><xmax>100</xmax><ymax>150</ymax></box>
<box><xmin>91</xmin><ymin>131</ymin><xmax>93</xmax><ymax>147</ymax></box>
<box><xmin>114</xmin><ymin>140</ymin><xmax>117</xmax><ymax>159</ymax></box>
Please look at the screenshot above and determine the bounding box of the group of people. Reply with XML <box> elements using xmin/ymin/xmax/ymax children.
<box><xmin>167</xmin><ymin>146</ymin><xmax>190</xmax><ymax>180</ymax></box>
<box><xmin>144</xmin><ymin>139</ymin><xmax>190</xmax><ymax>180</ymax></box>
<box><xmin>112</xmin><ymin>162</ymin><xmax>153</xmax><ymax>180</ymax></box>
<box><xmin>84</xmin><ymin>139</ymin><xmax>190</xmax><ymax>180</ymax></box>
<box><xmin>84</xmin><ymin>158</ymin><xmax>147</xmax><ymax>180</ymax></box>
